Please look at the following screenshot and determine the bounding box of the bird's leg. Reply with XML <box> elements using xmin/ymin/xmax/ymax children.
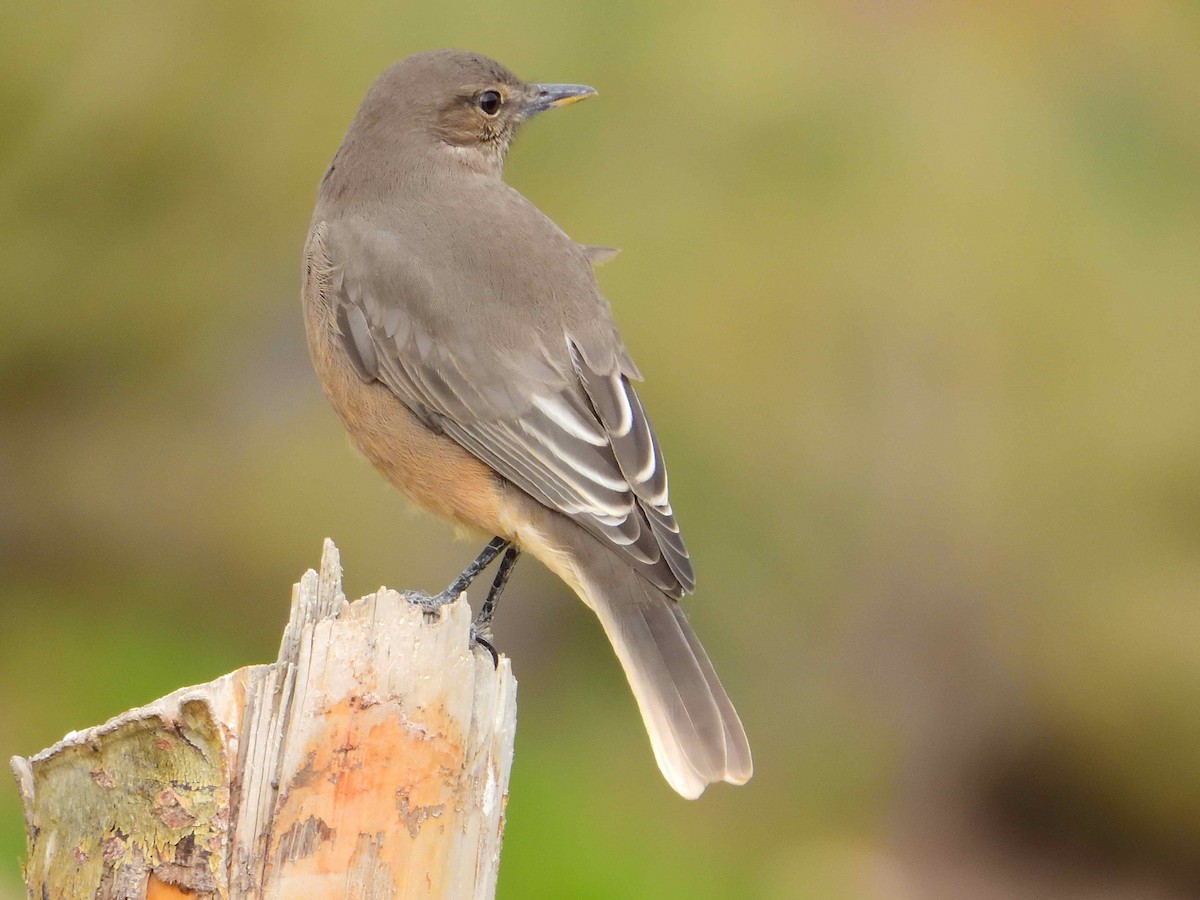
<box><xmin>425</xmin><ymin>537</ymin><xmax>510</xmax><ymax>608</ymax></box>
<box><xmin>473</xmin><ymin>546</ymin><xmax>522</xmax><ymax>636</ymax></box>
<box><xmin>471</xmin><ymin>545</ymin><xmax>522</xmax><ymax>666</ymax></box>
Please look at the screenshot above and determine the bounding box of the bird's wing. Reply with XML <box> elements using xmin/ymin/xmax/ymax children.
<box><xmin>317</xmin><ymin>219</ymin><xmax>695</xmax><ymax>598</ymax></box>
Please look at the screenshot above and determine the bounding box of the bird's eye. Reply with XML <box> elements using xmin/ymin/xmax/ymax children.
<box><xmin>477</xmin><ymin>90</ymin><xmax>502</xmax><ymax>116</ymax></box>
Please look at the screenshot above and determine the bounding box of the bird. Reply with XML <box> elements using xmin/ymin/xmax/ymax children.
<box><xmin>302</xmin><ymin>49</ymin><xmax>751</xmax><ymax>798</ymax></box>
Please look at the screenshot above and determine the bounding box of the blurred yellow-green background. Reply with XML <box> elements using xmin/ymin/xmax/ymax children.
<box><xmin>3</xmin><ymin>2</ymin><xmax>1199</xmax><ymax>897</ymax></box>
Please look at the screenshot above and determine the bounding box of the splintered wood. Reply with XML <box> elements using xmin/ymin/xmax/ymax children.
<box><xmin>9</xmin><ymin>540</ymin><xmax>518</xmax><ymax>899</ymax></box>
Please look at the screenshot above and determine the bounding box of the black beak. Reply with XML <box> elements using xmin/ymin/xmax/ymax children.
<box><xmin>526</xmin><ymin>83</ymin><xmax>598</xmax><ymax>116</ymax></box>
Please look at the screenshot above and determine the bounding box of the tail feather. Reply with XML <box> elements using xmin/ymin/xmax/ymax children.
<box><xmin>670</xmin><ymin>602</ymin><xmax>754</xmax><ymax>782</ymax></box>
<box><xmin>550</xmin><ymin>523</ymin><xmax>753</xmax><ymax>798</ymax></box>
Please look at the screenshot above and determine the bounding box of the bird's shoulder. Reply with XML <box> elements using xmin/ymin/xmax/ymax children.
<box><xmin>323</xmin><ymin>179</ymin><xmax>587</xmax><ymax>281</ymax></box>
<box><xmin>313</xmin><ymin>181</ymin><xmax>626</xmax><ymax>372</ymax></box>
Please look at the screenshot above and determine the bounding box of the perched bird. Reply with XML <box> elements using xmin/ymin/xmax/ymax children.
<box><xmin>302</xmin><ymin>49</ymin><xmax>751</xmax><ymax>798</ymax></box>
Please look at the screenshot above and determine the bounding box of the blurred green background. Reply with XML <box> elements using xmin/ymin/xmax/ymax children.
<box><xmin>3</xmin><ymin>1</ymin><xmax>1199</xmax><ymax>897</ymax></box>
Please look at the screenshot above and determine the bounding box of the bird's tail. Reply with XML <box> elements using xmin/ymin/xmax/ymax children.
<box><xmin>534</xmin><ymin>515</ymin><xmax>753</xmax><ymax>798</ymax></box>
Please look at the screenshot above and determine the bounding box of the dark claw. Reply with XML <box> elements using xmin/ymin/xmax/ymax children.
<box><xmin>472</xmin><ymin>630</ymin><xmax>500</xmax><ymax>668</ymax></box>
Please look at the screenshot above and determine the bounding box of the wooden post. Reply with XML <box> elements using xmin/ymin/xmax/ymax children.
<box><xmin>9</xmin><ymin>540</ymin><xmax>517</xmax><ymax>899</ymax></box>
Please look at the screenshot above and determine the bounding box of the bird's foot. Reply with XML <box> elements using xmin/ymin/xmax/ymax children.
<box><xmin>469</xmin><ymin>545</ymin><xmax>522</xmax><ymax>668</ymax></box>
<box><xmin>410</xmin><ymin>537</ymin><xmax>522</xmax><ymax>667</ymax></box>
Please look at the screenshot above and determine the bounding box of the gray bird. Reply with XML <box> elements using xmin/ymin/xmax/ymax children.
<box><xmin>302</xmin><ymin>49</ymin><xmax>751</xmax><ymax>798</ymax></box>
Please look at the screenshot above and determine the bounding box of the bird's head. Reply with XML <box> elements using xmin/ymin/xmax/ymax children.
<box><xmin>352</xmin><ymin>50</ymin><xmax>596</xmax><ymax>178</ymax></box>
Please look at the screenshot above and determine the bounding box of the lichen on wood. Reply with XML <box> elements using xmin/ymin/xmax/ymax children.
<box><xmin>10</xmin><ymin>540</ymin><xmax>517</xmax><ymax>899</ymax></box>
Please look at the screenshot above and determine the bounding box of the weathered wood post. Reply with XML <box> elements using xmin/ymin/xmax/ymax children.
<box><xmin>10</xmin><ymin>540</ymin><xmax>517</xmax><ymax>899</ymax></box>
